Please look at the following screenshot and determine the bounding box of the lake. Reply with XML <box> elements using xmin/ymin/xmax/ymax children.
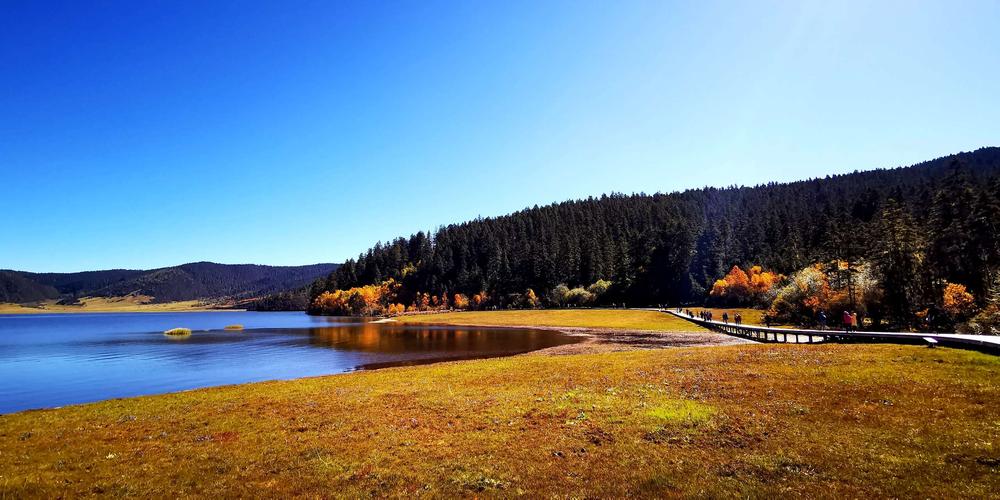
<box><xmin>0</xmin><ymin>311</ymin><xmax>582</xmax><ymax>414</ymax></box>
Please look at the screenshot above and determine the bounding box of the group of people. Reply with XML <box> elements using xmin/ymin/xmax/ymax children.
<box><xmin>814</xmin><ymin>310</ymin><xmax>861</xmax><ymax>332</ymax></box>
<box><xmin>841</xmin><ymin>310</ymin><xmax>861</xmax><ymax>333</ymax></box>
<box><xmin>720</xmin><ymin>311</ymin><xmax>743</xmax><ymax>325</ymax></box>
<box><xmin>684</xmin><ymin>309</ymin><xmax>742</xmax><ymax>325</ymax></box>
<box><xmin>688</xmin><ymin>309</ymin><xmax>713</xmax><ymax>322</ymax></box>
<box><xmin>678</xmin><ymin>306</ymin><xmax>860</xmax><ymax>332</ymax></box>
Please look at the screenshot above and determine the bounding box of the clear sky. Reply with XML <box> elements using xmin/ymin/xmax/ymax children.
<box><xmin>2</xmin><ymin>1</ymin><xmax>998</xmax><ymax>272</ymax></box>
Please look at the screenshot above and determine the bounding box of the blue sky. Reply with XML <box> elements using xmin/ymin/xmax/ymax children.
<box><xmin>2</xmin><ymin>1</ymin><xmax>998</xmax><ymax>272</ymax></box>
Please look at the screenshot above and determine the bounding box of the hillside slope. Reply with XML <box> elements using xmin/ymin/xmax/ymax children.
<box><xmin>312</xmin><ymin>147</ymin><xmax>1000</xmax><ymax>310</ymax></box>
<box><xmin>0</xmin><ymin>270</ymin><xmax>60</xmax><ymax>303</ymax></box>
<box><xmin>1</xmin><ymin>262</ymin><xmax>338</xmax><ymax>304</ymax></box>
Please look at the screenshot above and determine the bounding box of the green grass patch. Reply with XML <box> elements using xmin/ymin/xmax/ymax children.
<box><xmin>163</xmin><ymin>327</ymin><xmax>192</xmax><ymax>336</ymax></box>
<box><xmin>647</xmin><ymin>399</ymin><xmax>715</xmax><ymax>425</ymax></box>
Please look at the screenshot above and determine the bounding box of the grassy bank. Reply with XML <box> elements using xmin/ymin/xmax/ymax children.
<box><xmin>0</xmin><ymin>296</ymin><xmax>233</xmax><ymax>314</ymax></box>
<box><xmin>1</xmin><ymin>343</ymin><xmax>998</xmax><ymax>497</ymax></box>
<box><xmin>395</xmin><ymin>308</ymin><xmax>707</xmax><ymax>332</ymax></box>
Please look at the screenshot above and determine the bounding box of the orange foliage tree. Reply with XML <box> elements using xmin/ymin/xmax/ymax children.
<box><xmin>942</xmin><ymin>282</ymin><xmax>975</xmax><ymax>318</ymax></box>
<box><xmin>471</xmin><ymin>291</ymin><xmax>489</xmax><ymax>310</ymax></box>
<box><xmin>453</xmin><ymin>293</ymin><xmax>470</xmax><ymax>310</ymax></box>
<box><xmin>710</xmin><ymin>265</ymin><xmax>783</xmax><ymax>306</ymax></box>
<box><xmin>310</xmin><ymin>279</ymin><xmax>401</xmax><ymax>316</ymax></box>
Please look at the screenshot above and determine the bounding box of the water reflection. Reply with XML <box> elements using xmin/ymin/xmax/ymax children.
<box><xmin>304</xmin><ymin>324</ymin><xmax>577</xmax><ymax>368</ymax></box>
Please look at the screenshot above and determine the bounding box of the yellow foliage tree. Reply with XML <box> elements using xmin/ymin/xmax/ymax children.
<box><xmin>942</xmin><ymin>282</ymin><xmax>975</xmax><ymax>318</ymax></box>
<box><xmin>524</xmin><ymin>288</ymin><xmax>540</xmax><ymax>309</ymax></box>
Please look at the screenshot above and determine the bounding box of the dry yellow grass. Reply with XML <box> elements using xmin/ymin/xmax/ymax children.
<box><xmin>0</xmin><ymin>344</ymin><xmax>997</xmax><ymax>497</ymax></box>
<box><xmin>395</xmin><ymin>309</ymin><xmax>708</xmax><ymax>332</ymax></box>
<box><xmin>0</xmin><ymin>296</ymin><xmax>232</xmax><ymax>314</ymax></box>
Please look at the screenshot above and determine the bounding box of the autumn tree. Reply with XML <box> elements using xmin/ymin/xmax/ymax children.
<box><xmin>710</xmin><ymin>265</ymin><xmax>782</xmax><ymax>307</ymax></box>
<box><xmin>524</xmin><ymin>288</ymin><xmax>540</xmax><ymax>308</ymax></box>
<box><xmin>942</xmin><ymin>282</ymin><xmax>975</xmax><ymax>319</ymax></box>
<box><xmin>471</xmin><ymin>291</ymin><xmax>489</xmax><ymax>310</ymax></box>
<box><xmin>767</xmin><ymin>265</ymin><xmax>831</xmax><ymax>325</ymax></box>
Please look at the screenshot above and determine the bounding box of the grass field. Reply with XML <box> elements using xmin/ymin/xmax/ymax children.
<box><xmin>1</xmin><ymin>343</ymin><xmax>997</xmax><ymax>497</ymax></box>
<box><xmin>0</xmin><ymin>296</ymin><xmax>231</xmax><ymax>314</ymax></box>
<box><xmin>395</xmin><ymin>309</ymin><xmax>708</xmax><ymax>332</ymax></box>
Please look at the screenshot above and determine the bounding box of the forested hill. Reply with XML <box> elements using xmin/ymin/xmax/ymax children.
<box><xmin>1</xmin><ymin>262</ymin><xmax>338</xmax><ymax>304</ymax></box>
<box><xmin>312</xmin><ymin>147</ymin><xmax>1000</xmax><ymax>310</ymax></box>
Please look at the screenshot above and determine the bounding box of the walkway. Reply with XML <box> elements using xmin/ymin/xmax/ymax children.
<box><xmin>665</xmin><ymin>310</ymin><xmax>1000</xmax><ymax>354</ymax></box>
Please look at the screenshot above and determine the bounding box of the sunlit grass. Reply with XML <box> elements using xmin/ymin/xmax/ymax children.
<box><xmin>223</xmin><ymin>324</ymin><xmax>244</xmax><ymax>331</ymax></box>
<box><xmin>646</xmin><ymin>399</ymin><xmax>715</xmax><ymax>425</ymax></box>
<box><xmin>395</xmin><ymin>309</ymin><xmax>708</xmax><ymax>332</ymax></box>
<box><xmin>163</xmin><ymin>327</ymin><xmax>192</xmax><ymax>336</ymax></box>
<box><xmin>1</xmin><ymin>344</ymin><xmax>997</xmax><ymax>497</ymax></box>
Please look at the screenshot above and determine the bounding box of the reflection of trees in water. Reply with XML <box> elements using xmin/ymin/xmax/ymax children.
<box><xmin>307</xmin><ymin>324</ymin><xmax>577</xmax><ymax>353</ymax></box>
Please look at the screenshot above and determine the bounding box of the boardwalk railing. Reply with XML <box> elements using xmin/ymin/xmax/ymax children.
<box><xmin>664</xmin><ymin>310</ymin><xmax>1000</xmax><ymax>354</ymax></box>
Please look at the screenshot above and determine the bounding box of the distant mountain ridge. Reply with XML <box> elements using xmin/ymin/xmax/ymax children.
<box><xmin>0</xmin><ymin>262</ymin><xmax>339</xmax><ymax>304</ymax></box>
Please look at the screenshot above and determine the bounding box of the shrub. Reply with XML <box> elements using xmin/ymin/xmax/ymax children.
<box><xmin>164</xmin><ymin>328</ymin><xmax>192</xmax><ymax>336</ymax></box>
<box><xmin>586</xmin><ymin>279</ymin><xmax>612</xmax><ymax>298</ymax></box>
<box><xmin>565</xmin><ymin>287</ymin><xmax>595</xmax><ymax>306</ymax></box>
<box><xmin>548</xmin><ymin>284</ymin><xmax>571</xmax><ymax>307</ymax></box>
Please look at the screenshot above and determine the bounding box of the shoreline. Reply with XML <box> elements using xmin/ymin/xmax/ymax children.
<box><xmin>380</xmin><ymin>316</ymin><xmax>754</xmax><ymax>355</ymax></box>
<box><xmin>0</xmin><ymin>299</ymin><xmax>247</xmax><ymax>315</ymax></box>
<box><xmin>0</xmin><ymin>307</ymin><xmax>247</xmax><ymax>315</ymax></box>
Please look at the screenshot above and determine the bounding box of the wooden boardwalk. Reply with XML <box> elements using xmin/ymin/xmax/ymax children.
<box><xmin>665</xmin><ymin>310</ymin><xmax>1000</xmax><ymax>354</ymax></box>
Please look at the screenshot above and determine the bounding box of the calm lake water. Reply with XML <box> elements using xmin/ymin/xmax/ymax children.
<box><xmin>0</xmin><ymin>311</ymin><xmax>582</xmax><ymax>414</ymax></box>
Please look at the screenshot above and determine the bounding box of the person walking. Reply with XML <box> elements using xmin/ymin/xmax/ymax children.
<box><xmin>735</xmin><ymin>313</ymin><xmax>742</xmax><ymax>325</ymax></box>
<box><xmin>722</xmin><ymin>312</ymin><xmax>729</xmax><ymax>324</ymax></box>
<box><xmin>851</xmin><ymin>311</ymin><xmax>859</xmax><ymax>332</ymax></box>
<box><xmin>818</xmin><ymin>311</ymin><xmax>827</xmax><ymax>330</ymax></box>
<box><xmin>842</xmin><ymin>310</ymin><xmax>852</xmax><ymax>333</ymax></box>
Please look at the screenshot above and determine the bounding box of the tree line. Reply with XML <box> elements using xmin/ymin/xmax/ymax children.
<box><xmin>308</xmin><ymin>148</ymin><xmax>1000</xmax><ymax>332</ymax></box>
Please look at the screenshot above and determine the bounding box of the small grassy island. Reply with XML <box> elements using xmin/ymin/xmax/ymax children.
<box><xmin>223</xmin><ymin>324</ymin><xmax>244</xmax><ymax>331</ymax></box>
<box><xmin>2</xmin><ymin>310</ymin><xmax>998</xmax><ymax>497</ymax></box>
<box><xmin>162</xmin><ymin>327</ymin><xmax>192</xmax><ymax>336</ymax></box>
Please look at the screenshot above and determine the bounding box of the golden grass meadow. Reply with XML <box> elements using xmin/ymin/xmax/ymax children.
<box><xmin>1</xmin><ymin>310</ymin><xmax>998</xmax><ymax>497</ymax></box>
<box><xmin>0</xmin><ymin>296</ymin><xmax>223</xmax><ymax>314</ymax></box>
